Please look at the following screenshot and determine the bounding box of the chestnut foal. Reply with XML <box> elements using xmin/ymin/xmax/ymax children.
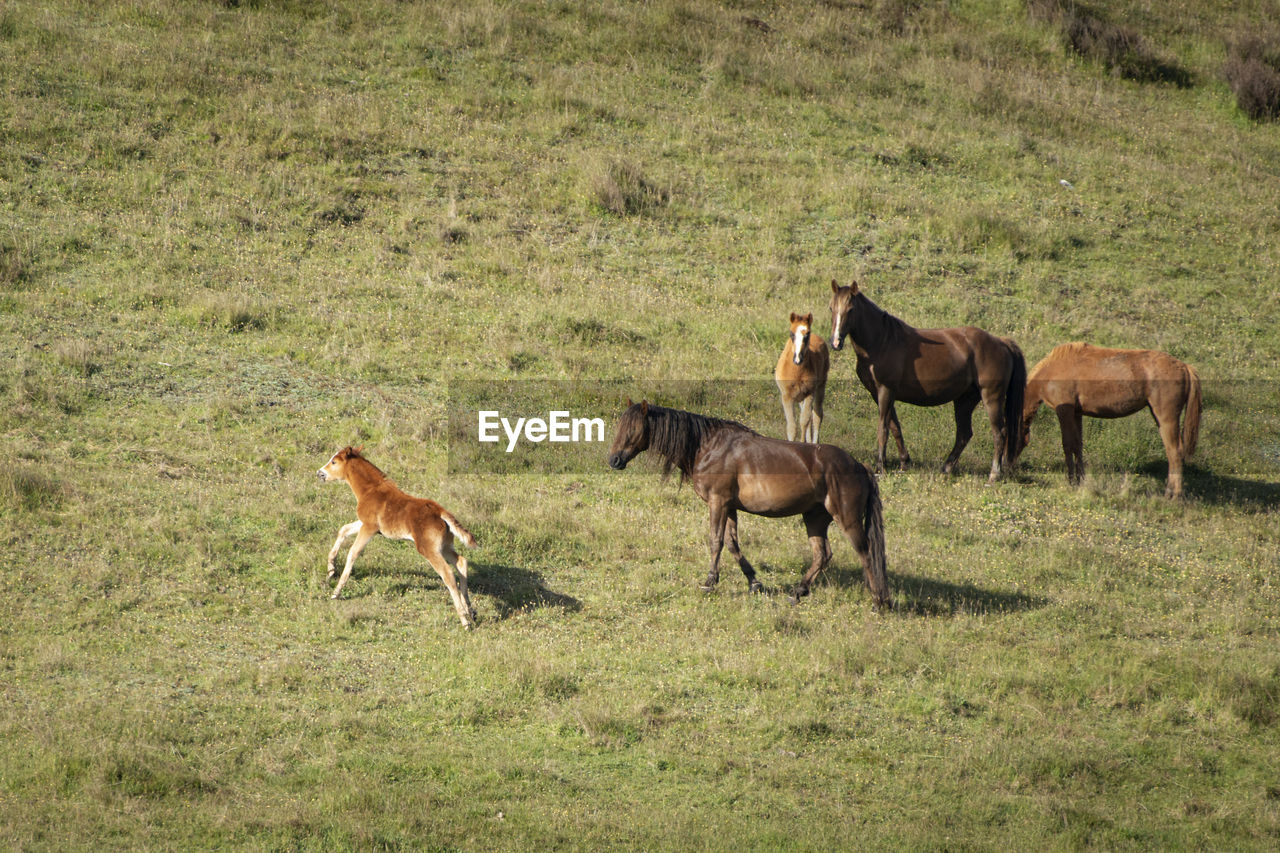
<box><xmin>318</xmin><ymin>447</ymin><xmax>478</xmax><ymax>628</ymax></box>
<box><xmin>775</xmin><ymin>311</ymin><xmax>829</xmax><ymax>443</ymax></box>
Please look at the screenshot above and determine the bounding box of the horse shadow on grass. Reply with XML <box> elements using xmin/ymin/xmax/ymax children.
<box><xmin>1141</xmin><ymin>462</ymin><xmax>1280</xmax><ymax>509</ymax></box>
<box><xmin>466</xmin><ymin>563</ymin><xmax>582</xmax><ymax>620</ymax></box>
<box><xmin>383</xmin><ymin>564</ymin><xmax>581</xmax><ymax>620</ymax></box>
<box><xmin>751</xmin><ymin>564</ymin><xmax>1046</xmax><ymax>617</ymax></box>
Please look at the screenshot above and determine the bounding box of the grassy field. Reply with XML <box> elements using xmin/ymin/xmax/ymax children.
<box><xmin>3</xmin><ymin>0</ymin><xmax>1280</xmax><ymax>848</ymax></box>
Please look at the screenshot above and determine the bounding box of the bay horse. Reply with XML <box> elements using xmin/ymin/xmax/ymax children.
<box><xmin>318</xmin><ymin>447</ymin><xmax>479</xmax><ymax>628</ymax></box>
<box><xmin>775</xmin><ymin>311</ymin><xmax>830</xmax><ymax>443</ymax></box>
<box><xmin>607</xmin><ymin>402</ymin><xmax>890</xmax><ymax>609</ymax></box>
<box><xmin>1016</xmin><ymin>342</ymin><xmax>1202</xmax><ymax>498</ymax></box>
<box><xmin>828</xmin><ymin>279</ymin><xmax>1027</xmax><ymax>481</ymax></box>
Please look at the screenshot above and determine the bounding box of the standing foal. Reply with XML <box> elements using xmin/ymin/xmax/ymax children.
<box><xmin>775</xmin><ymin>311</ymin><xmax>830</xmax><ymax>443</ymax></box>
<box><xmin>318</xmin><ymin>447</ymin><xmax>478</xmax><ymax>628</ymax></box>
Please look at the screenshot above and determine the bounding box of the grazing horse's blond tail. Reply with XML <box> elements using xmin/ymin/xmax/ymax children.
<box><xmin>1182</xmin><ymin>363</ymin><xmax>1201</xmax><ymax>460</ymax></box>
<box><xmin>442</xmin><ymin>512</ymin><xmax>477</xmax><ymax>548</ymax></box>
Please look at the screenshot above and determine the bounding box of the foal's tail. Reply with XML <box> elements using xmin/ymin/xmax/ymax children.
<box><xmin>442</xmin><ymin>511</ymin><xmax>477</xmax><ymax>548</ymax></box>
<box><xmin>1003</xmin><ymin>339</ymin><xmax>1028</xmax><ymax>465</ymax></box>
<box><xmin>1182</xmin><ymin>363</ymin><xmax>1201</xmax><ymax>460</ymax></box>
<box><xmin>863</xmin><ymin>473</ymin><xmax>891</xmax><ymax>611</ymax></box>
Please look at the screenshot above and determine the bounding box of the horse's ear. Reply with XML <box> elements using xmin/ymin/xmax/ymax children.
<box><xmin>803</xmin><ymin>312</ymin><xmax>813</xmax><ymax>325</ymax></box>
<box><xmin>626</xmin><ymin>397</ymin><xmax>633</xmax><ymax>408</ymax></box>
<box><xmin>830</xmin><ymin>279</ymin><xmax>840</xmax><ymax>294</ymax></box>
<box><xmin>640</xmin><ymin>400</ymin><xmax>649</xmax><ymax>416</ymax></box>
<box><xmin>789</xmin><ymin>311</ymin><xmax>799</xmax><ymax>323</ymax></box>
<box><xmin>352</xmin><ymin>445</ymin><xmax>363</xmax><ymax>456</ymax></box>
<box><xmin>849</xmin><ymin>279</ymin><xmax>859</xmax><ymax>294</ymax></box>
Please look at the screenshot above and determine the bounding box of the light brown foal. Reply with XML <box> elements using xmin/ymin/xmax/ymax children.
<box><xmin>318</xmin><ymin>446</ymin><xmax>478</xmax><ymax>628</ymax></box>
<box><xmin>775</xmin><ymin>311</ymin><xmax>829</xmax><ymax>443</ymax></box>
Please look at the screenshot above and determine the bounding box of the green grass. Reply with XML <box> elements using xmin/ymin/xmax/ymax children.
<box><xmin>3</xmin><ymin>0</ymin><xmax>1280</xmax><ymax>848</ymax></box>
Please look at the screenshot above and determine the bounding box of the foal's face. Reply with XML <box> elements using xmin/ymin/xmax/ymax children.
<box><xmin>607</xmin><ymin>403</ymin><xmax>650</xmax><ymax>470</ymax></box>
<box><xmin>318</xmin><ymin>447</ymin><xmax>357</xmax><ymax>483</ymax></box>
<box><xmin>789</xmin><ymin>312</ymin><xmax>812</xmax><ymax>365</ymax></box>
<box><xmin>828</xmin><ymin>279</ymin><xmax>859</xmax><ymax>351</ymax></box>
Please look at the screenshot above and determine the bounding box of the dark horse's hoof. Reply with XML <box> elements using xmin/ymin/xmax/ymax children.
<box><xmin>699</xmin><ymin>579</ymin><xmax>718</xmax><ymax>593</ymax></box>
<box><xmin>788</xmin><ymin>586</ymin><xmax>809</xmax><ymax>605</ymax></box>
<box><xmin>748</xmin><ymin>580</ymin><xmax>764</xmax><ymax>594</ymax></box>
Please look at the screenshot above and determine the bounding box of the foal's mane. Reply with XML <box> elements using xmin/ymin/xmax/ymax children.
<box><xmin>644</xmin><ymin>404</ymin><xmax>752</xmax><ymax>480</ymax></box>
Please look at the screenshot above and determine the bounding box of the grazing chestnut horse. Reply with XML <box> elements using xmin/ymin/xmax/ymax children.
<box><xmin>1017</xmin><ymin>342</ymin><xmax>1201</xmax><ymax>498</ymax></box>
<box><xmin>607</xmin><ymin>402</ymin><xmax>890</xmax><ymax>609</ymax></box>
<box><xmin>318</xmin><ymin>447</ymin><xmax>478</xmax><ymax>628</ymax></box>
<box><xmin>828</xmin><ymin>279</ymin><xmax>1026</xmax><ymax>481</ymax></box>
<box><xmin>775</xmin><ymin>311</ymin><xmax>830</xmax><ymax>443</ymax></box>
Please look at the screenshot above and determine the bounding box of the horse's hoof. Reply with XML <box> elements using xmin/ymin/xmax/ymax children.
<box><xmin>749</xmin><ymin>581</ymin><xmax>764</xmax><ymax>594</ymax></box>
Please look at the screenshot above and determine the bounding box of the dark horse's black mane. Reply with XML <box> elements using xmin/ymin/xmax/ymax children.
<box><xmin>644</xmin><ymin>404</ymin><xmax>752</xmax><ymax>480</ymax></box>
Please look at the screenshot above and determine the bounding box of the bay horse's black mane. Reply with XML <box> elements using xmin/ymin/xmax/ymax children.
<box><xmin>645</xmin><ymin>404</ymin><xmax>752</xmax><ymax>480</ymax></box>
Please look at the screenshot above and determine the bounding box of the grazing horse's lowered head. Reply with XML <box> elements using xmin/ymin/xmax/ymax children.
<box><xmin>607</xmin><ymin>399</ymin><xmax>649</xmax><ymax>470</ymax></box>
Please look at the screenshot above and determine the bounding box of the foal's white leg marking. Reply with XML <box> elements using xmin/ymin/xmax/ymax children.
<box><xmin>327</xmin><ymin>520</ymin><xmax>363</xmax><ymax>577</ymax></box>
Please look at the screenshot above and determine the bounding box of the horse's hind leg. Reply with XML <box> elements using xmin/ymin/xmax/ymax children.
<box><xmin>942</xmin><ymin>391</ymin><xmax>980</xmax><ymax>475</ymax></box>
<box><xmin>724</xmin><ymin>510</ymin><xmax>762</xmax><ymax>593</ymax></box>
<box><xmin>421</xmin><ymin>543</ymin><xmax>474</xmax><ymax>629</ymax></box>
<box><xmin>791</xmin><ymin>509</ymin><xmax>833</xmax><ymax>602</ymax></box>
<box><xmin>798</xmin><ymin>396</ymin><xmax>813</xmax><ymax>444</ymax></box>
<box><xmin>1152</xmin><ymin>406</ymin><xmax>1184</xmax><ymax>498</ymax></box>
<box><xmin>1055</xmin><ymin>404</ymin><xmax>1083</xmax><ymax>485</ymax></box>
<box><xmin>444</xmin><ymin>542</ymin><xmax>476</xmax><ymax>622</ymax></box>
<box><xmin>980</xmin><ymin>385</ymin><xmax>1011</xmax><ymax>482</ymax></box>
<box><xmin>701</xmin><ymin>499</ymin><xmax>731</xmax><ymax>592</ymax></box>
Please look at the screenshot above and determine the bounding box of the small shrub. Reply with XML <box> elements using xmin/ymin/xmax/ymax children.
<box><xmin>0</xmin><ymin>464</ymin><xmax>66</xmax><ymax>512</ymax></box>
<box><xmin>0</xmin><ymin>237</ymin><xmax>32</xmax><ymax>287</ymax></box>
<box><xmin>1225</xmin><ymin>34</ymin><xmax>1280</xmax><ymax>121</ymax></box>
<box><xmin>590</xmin><ymin>158</ymin><xmax>670</xmax><ymax>217</ymax></box>
<box><xmin>1028</xmin><ymin>0</ymin><xmax>1191</xmax><ymax>87</ymax></box>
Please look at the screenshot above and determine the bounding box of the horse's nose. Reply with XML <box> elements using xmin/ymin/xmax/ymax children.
<box><xmin>830</xmin><ymin>337</ymin><xmax>842</xmax><ymax>351</ymax></box>
<box><xmin>317</xmin><ymin>469</ymin><xmax>327</xmax><ymax>481</ymax></box>
<box><xmin>607</xmin><ymin>453</ymin><xmax>625</xmax><ymax>470</ymax></box>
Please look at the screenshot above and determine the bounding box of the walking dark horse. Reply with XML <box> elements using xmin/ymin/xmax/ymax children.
<box><xmin>607</xmin><ymin>401</ymin><xmax>890</xmax><ymax>609</ymax></box>
<box><xmin>1015</xmin><ymin>342</ymin><xmax>1201</xmax><ymax>498</ymax></box>
<box><xmin>828</xmin><ymin>280</ymin><xmax>1027</xmax><ymax>482</ymax></box>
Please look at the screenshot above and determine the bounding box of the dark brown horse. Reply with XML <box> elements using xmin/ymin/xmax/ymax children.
<box><xmin>828</xmin><ymin>280</ymin><xmax>1027</xmax><ymax>481</ymax></box>
<box><xmin>607</xmin><ymin>402</ymin><xmax>890</xmax><ymax>608</ymax></box>
<box><xmin>1016</xmin><ymin>342</ymin><xmax>1202</xmax><ymax>498</ymax></box>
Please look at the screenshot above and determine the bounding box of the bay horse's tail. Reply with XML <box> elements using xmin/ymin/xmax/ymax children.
<box><xmin>863</xmin><ymin>473</ymin><xmax>891</xmax><ymax>610</ymax></box>
<box><xmin>1003</xmin><ymin>339</ymin><xmax>1028</xmax><ymax>465</ymax></box>
<box><xmin>1182</xmin><ymin>363</ymin><xmax>1201</xmax><ymax>460</ymax></box>
<box><xmin>442</xmin><ymin>511</ymin><xmax>477</xmax><ymax>548</ymax></box>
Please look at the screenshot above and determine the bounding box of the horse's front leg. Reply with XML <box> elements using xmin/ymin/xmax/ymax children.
<box><xmin>327</xmin><ymin>520</ymin><xmax>363</xmax><ymax>580</ymax></box>
<box><xmin>724</xmin><ymin>510</ymin><xmax>762</xmax><ymax>593</ymax></box>
<box><xmin>875</xmin><ymin>385</ymin><xmax>900</xmax><ymax>473</ymax></box>
<box><xmin>700</xmin><ymin>499</ymin><xmax>730</xmax><ymax>592</ymax></box>
<box><xmin>780</xmin><ymin>389</ymin><xmax>798</xmax><ymax>442</ymax></box>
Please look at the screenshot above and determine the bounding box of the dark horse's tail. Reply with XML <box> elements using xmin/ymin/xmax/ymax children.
<box><xmin>1002</xmin><ymin>339</ymin><xmax>1028</xmax><ymax>468</ymax></box>
<box><xmin>1182</xmin><ymin>363</ymin><xmax>1201</xmax><ymax>459</ymax></box>
<box><xmin>863</xmin><ymin>473</ymin><xmax>891</xmax><ymax>610</ymax></box>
